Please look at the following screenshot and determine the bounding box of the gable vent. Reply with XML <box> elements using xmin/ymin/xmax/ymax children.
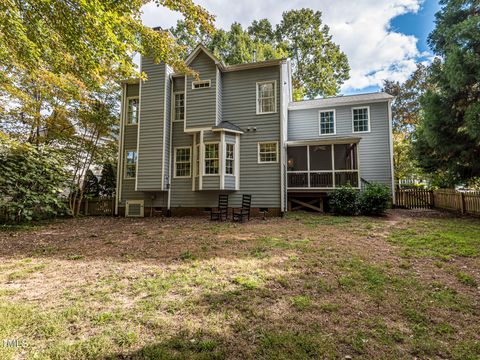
<box><xmin>125</xmin><ymin>200</ymin><xmax>144</xmax><ymax>218</ymax></box>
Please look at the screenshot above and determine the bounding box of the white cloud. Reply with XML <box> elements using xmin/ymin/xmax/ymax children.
<box><xmin>141</xmin><ymin>0</ymin><xmax>427</xmax><ymax>93</ymax></box>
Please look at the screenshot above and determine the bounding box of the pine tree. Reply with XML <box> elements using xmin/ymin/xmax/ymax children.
<box><xmin>99</xmin><ymin>163</ymin><xmax>116</xmax><ymax>198</ymax></box>
<box><xmin>83</xmin><ymin>170</ymin><xmax>100</xmax><ymax>199</ymax></box>
<box><xmin>415</xmin><ymin>0</ymin><xmax>480</xmax><ymax>185</ymax></box>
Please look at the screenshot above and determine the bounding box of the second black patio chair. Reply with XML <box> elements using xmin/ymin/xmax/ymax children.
<box><xmin>232</xmin><ymin>195</ymin><xmax>252</xmax><ymax>223</ymax></box>
<box><xmin>210</xmin><ymin>194</ymin><xmax>229</xmax><ymax>221</ymax></box>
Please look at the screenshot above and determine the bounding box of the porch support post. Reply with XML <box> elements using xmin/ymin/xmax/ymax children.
<box><xmin>307</xmin><ymin>145</ymin><xmax>310</xmax><ymax>188</ymax></box>
<box><xmin>331</xmin><ymin>144</ymin><xmax>336</xmax><ymax>188</ymax></box>
<box><xmin>220</xmin><ymin>131</ymin><xmax>225</xmax><ymax>190</ymax></box>
<box><xmin>199</xmin><ymin>130</ymin><xmax>204</xmax><ymax>190</ymax></box>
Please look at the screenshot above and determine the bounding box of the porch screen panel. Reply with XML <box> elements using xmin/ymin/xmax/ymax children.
<box><xmin>334</xmin><ymin>144</ymin><xmax>358</xmax><ymax>170</ymax></box>
<box><xmin>309</xmin><ymin>145</ymin><xmax>333</xmax><ymax>187</ymax></box>
<box><xmin>287</xmin><ymin>146</ymin><xmax>308</xmax><ymax>171</ymax></box>
<box><xmin>309</xmin><ymin>145</ymin><xmax>332</xmax><ymax>170</ymax></box>
<box><xmin>287</xmin><ymin>146</ymin><xmax>308</xmax><ymax>187</ymax></box>
<box><xmin>334</xmin><ymin>143</ymin><xmax>358</xmax><ymax>187</ymax></box>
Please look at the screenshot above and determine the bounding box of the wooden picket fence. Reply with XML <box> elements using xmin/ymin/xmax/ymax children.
<box><xmin>395</xmin><ymin>188</ymin><xmax>480</xmax><ymax>215</ymax></box>
<box><xmin>79</xmin><ymin>197</ymin><xmax>115</xmax><ymax>216</ymax></box>
<box><xmin>395</xmin><ymin>188</ymin><xmax>433</xmax><ymax>209</ymax></box>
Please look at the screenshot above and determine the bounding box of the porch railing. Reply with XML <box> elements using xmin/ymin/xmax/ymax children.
<box><xmin>287</xmin><ymin>170</ymin><xmax>359</xmax><ymax>189</ymax></box>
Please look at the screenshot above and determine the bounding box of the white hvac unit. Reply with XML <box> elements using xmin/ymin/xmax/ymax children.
<box><xmin>125</xmin><ymin>200</ymin><xmax>144</xmax><ymax>217</ymax></box>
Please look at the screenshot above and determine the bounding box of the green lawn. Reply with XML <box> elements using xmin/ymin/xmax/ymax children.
<box><xmin>0</xmin><ymin>211</ymin><xmax>479</xmax><ymax>359</ymax></box>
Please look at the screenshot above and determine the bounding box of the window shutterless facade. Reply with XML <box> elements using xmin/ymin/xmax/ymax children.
<box><xmin>174</xmin><ymin>92</ymin><xmax>185</xmax><ymax>121</ymax></box>
<box><xmin>174</xmin><ymin>147</ymin><xmax>191</xmax><ymax>178</ymax></box>
<box><xmin>127</xmin><ymin>98</ymin><xmax>139</xmax><ymax>125</ymax></box>
<box><xmin>319</xmin><ymin>110</ymin><xmax>336</xmax><ymax>135</ymax></box>
<box><xmin>124</xmin><ymin>151</ymin><xmax>137</xmax><ymax>179</ymax></box>
<box><xmin>192</xmin><ymin>80</ymin><xmax>211</xmax><ymax>89</ymax></box>
<box><xmin>352</xmin><ymin>106</ymin><xmax>370</xmax><ymax>133</ymax></box>
<box><xmin>258</xmin><ymin>142</ymin><xmax>278</xmax><ymax>163</ymax></box>
<box><xmin>226</xmin><ymin>143</ymin><xmax>234</xmax><ymax>175</ymax></box>
<box><xmin>204</xmin><ymin>143</ymin><xmax>219</xmax><ymax>175</ymax></box>
<box><xmin>256</xmin><ymin>81</ymin><xmax>276</xmax><ymax>114</ymax></box>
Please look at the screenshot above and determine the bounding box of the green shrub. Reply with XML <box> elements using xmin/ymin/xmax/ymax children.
<box><xmin>358</xmin><ymin>183</ymin><xmax>391</xmax><ymax>215</ymax></box>
<box><xmin>328</xmin><ymin>186</ymin><xmax>359</xmax><ymax>216</ymax></box>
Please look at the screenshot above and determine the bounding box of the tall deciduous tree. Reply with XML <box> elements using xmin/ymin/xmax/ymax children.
<box><xmin>276</xmin><ymin>9</ymin><xmax>350</xmax><ymax>99</ymax></box>
<box><xmin>415</xmin><ymin>0</ymin><xmax>480</xmax><ymax>185</ymax></box>
<box><xmin>170</xmin><ymin>9</ymin><xmax>350</xmax><ymax>100</ymax></box>
<box><xmin>383</xmin><ymin>64</ymin><xmax>431</xmax><ymax>183</ymax></box>
<box><xmin>1</xmin><ymin>0</ymin><xmax>215</xmax><ymax>143</ymax></box>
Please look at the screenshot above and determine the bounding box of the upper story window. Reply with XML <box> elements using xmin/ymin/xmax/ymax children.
<box><xmin>124</xmin><ymin>150</ymin><xmax>137</xmax><ymax>179</ymax></box>
<box><xmin>174</xmin><ymin>93</ymin><xmax>185</xmax><ymax>121</ymax></box>
<box><xmin>204</xmin><ymin>143</ymin><xmax>219</xmax><ymax>175</ymax></box>
<box><xmin>226</xmin><ymin>143</ymin><xmax>235</xmax><ymax>175</ymax></box>
<box><xmin>319</xmin><ymin>110</ymin><xmax>336</xmax><ymax>135</ymax></box>
<box><xmin>192</xmin><ymin>80</ymin><xmax>211</xmax><ymax>89</ymax></box>
<box><xmin>256</xmin><ymin>81</ymin><xmax>276</xmax><ymax>114</ymax></box>
<box><xmin>258</xmin><ymin>142</ymin><xmax>278</xmax><ymax>163</ymax></box>
<box><xmin>175</xmin><ymin>147</ymin><xmax>191</xmax><ymax>178</ymax></box>
<box><xmin>127</xmin><ymin>98</ymin><xmax>139</xmax><ymax>125</ymax></box>
<box><xmin>352</xmin><ymin>107</ymin><xmax>370</xmax><ymax>133</ymax></box>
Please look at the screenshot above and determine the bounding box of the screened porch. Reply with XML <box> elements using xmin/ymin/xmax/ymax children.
<box><xmin>287</xmin><ymin>143</ymin><xmax>360</xmax><ymax>190</ymax></box>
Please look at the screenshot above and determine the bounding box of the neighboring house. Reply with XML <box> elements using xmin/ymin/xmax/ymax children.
<box><xmin>116</xmin><ymin>44</ymin><xmax>394</xmax><ymax>217</ymax></box>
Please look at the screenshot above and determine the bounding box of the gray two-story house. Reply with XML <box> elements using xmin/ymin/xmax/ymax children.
<box><xmin>115</xmin><ymin>44</ymin><xmax>394</xmax><ymax>217</ymax></box>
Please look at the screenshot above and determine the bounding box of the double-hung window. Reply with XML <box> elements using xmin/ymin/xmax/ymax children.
<box><xmin>319</xmin><ymin>110</ymin><xmax>335</xmax><ymax>135</ymax></box>
<box><xmin>175</xmin><ymin>147</ymin><xmax>191</xmax><ymax>178</ymax></box>
<box><xmin>352</xmin><ymin>107</ymin><xmax>370</xmax><ymax>133</ymax></box>
<box><xmin>127</xmin><ymin>98</ymin><xmax>139</xmax><ymax>125</ymax></box>
<box><xmin>204</xmin><ymin>143</ymin><xmax>219</xmax><ymax>175</ymax></box>
<box><xmin>174</xmin><ymin>93</ymin><xmax>185</xmax><ymax>121</ymax></box>
<box><xmin>256</xmin><ymin>81</ymin><xmax>276</xmax><ymax>114</ymax></box>
<box><xmin>124</xmin><ymin>151</ymin><xmax>137</xmax><ymax>179</ymax></box>
<box><xmin>226</xmin><ymin>143</ymin><xmax>234</xmax><ymax>175</ymax></box>
<box><xmin>258</xmin><ymin>142</ymin><xmax>278</xmax><ymax>163</ymax></box>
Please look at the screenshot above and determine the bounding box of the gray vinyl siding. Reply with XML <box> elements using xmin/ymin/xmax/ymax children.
<box><xmin>225</xmin><ymin>175</ymin><xmax>235</xmax><ymax>190</ymax></box>
<box><xmin>217</xmin><ymin>70</ymin><xmax>222</xmax><ymax>124</ymax></box>
<box><xmin>185</xmin><ymin>52</ymin><xmax>217</xmax><ymax>129</ymax></box>
<box><xmin>288</xmin><ymin>102</ymin><xmax>393</xmax><ymax>188</ymax></box>
<box><xmin>126</xmin><ymin>84</ymin><xmax>139</xmax><ymax>98</ymax></box>
<box><xmin>136</xmin><ymin>58</ymin><xmax>166</xmax><ymax>191</ymax></box>
<box><xmin>164</xmin><ymin>67</ymin><xmax>173</xmax><ymax>184</ymax></box>
<box><xmin>173</xmin><ymin>76</ymin><xmax>185</xmax><ymax>92</ymax></box>
<box><xmin>222</xmin><ymin>65</ymin><xmax>281</xmax><ymax>208</ymax></box>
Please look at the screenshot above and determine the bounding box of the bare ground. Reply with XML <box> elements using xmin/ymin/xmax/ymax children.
<box><xmin>0</xmin><ymin>210</ymin><xmax>479</xmax><ymax>359</ymax></box>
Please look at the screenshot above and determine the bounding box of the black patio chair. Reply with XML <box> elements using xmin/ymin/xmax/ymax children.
<box><xmin>232</xmin><ymin>195</ymin><xmax>252</xmax><ymax>223</ymax></box>
<box><xmin>210</xmin><ymin>194</ymin><xmax>229</xmax><ymax>221</ymax></box>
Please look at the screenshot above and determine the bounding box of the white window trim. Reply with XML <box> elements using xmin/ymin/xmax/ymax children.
<box><xmin>258</xmin><ymin>141</ymin><xmax>279</xmax><ymax>164</ymax></box>
<box><xmin>173</xmin><ymin>146</ymin><xmax>192</xmax><ymax>178</ymax></box>
<box><xmin>124</xmin><ymin>150</ymin><xmax>137</xmax><ymax>180</ymax></box>
<box><xmin>192</xmin><ymin>80</ymin><xmax>211</xmax><ymax>89</ymax></box>
<box><xmin>126</xmin><ymin>96</ymin><xmax>139</xmax><ymax>126</ymax></box>
<box><xmin>172</xmin><ymin>91</ymin><xmax>185</xmax><ymax>122</ymax></box>
<box><xmin>256</xmin><ymin>80</ymin><xmax>277</xmax><ymax>115</ymax></box>
<box><xmin>204</xmin><ymin>141</ymin><xmax>220</xmax><ymax>176</ymax></box>
<box><xmin>352</xmin><ymin>106</ymin><xmax>371</xmax><ymax>133</ymax></box>
<box><xmin>225</xmin><ymin>143</ymin><xmax>235</xmax><ymax>176</ymax></box>
<box><xmin>318</xmin><ymin>109</ymin><xmax>337</xmax><ymax>136</ymax></box>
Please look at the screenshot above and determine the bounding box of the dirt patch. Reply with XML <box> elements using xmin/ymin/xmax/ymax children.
<box><xmin>0</xmin><ymin>210</ymin><xmax>479</xmax><ymax>359</ymax></box>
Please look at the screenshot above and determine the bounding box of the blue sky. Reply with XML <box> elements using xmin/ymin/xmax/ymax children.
<box><xmin>391</xmin><ymin>0</ymin><xmax>440</xmax><ymax>54</ymax></box>
<box><xmin>142</xmin><ymin>0</ymin><xmax>441</xmax><ymax>95</ymax></box>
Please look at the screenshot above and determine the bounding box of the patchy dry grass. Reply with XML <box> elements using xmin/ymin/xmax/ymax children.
<box><xmin>0</xmin><ymin>210</ymin><xmax>479</xmax><ymax>359</ymax></box>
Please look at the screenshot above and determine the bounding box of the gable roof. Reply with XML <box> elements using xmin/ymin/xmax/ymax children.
<box><xmin>184</xmin><ymin>44</ymin><xmax>226</xmax><ymax>70</ymax></box>
<box><xmin>288</xmin><ymin>92</ymin><xmax>394</xmax><ymax>110</ymax></box>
